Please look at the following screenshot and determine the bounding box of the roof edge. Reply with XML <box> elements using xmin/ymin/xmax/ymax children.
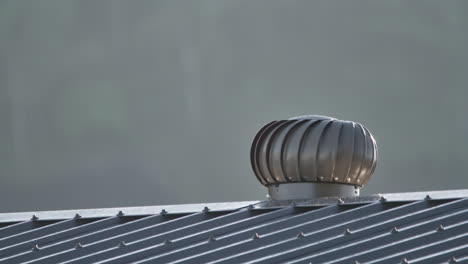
<box><xmin>1</xmin><ymin>189</ymin><xmax>468</xmax><ymax>223</ymax></box>
<box><xmin>0</xmin><ymin>201</ymin><xmax>259</xmax><ymax>223</ymax></box>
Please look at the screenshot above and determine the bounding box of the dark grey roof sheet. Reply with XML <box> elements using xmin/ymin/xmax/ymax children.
<box><xmin>0</xmin><ymin>190</ymin><xmax>468</xmax><ymax>264</ymax></box>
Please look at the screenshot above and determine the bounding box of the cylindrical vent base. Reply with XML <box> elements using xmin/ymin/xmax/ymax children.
<box><xmin>267</xmin><ymin>183</ymin><xmax>359</xmax><ymax>200</ymax></box>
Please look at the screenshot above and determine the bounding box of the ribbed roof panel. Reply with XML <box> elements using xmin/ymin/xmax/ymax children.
<box><xmin>0</xmin><ymin>196</ymin><xmax>467</xmax><ymax>263</ymax></box>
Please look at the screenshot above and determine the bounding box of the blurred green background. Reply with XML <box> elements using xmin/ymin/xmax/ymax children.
<box><xmin>1</xmin><ymin>0</ymin><xmax>467</xmax><ymax>212</ymax></box>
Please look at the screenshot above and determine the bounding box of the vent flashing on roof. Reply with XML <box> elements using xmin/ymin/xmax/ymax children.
<box><xmin>250</xmin><ymin>115</ymin><xmax>378</xmax><ymax>200</ymax></box>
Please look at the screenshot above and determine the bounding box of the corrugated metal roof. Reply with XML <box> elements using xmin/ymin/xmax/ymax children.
<box><xmin>0</xmin><ymin>191</ymin><xmax>467</xmax><ymax>263</ymax></box>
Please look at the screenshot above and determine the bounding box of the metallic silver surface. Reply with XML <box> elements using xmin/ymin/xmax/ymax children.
<box><xmin>0</xmin><ymin>192</ymin><xmax>467</xmax><ymax>263</ymax></box>
<box><xmin>267</xmin><ymin>183</ymin><xmax>359</xmax><ymax>200</ymax></box>
<box><xmin>2</xmin><ymin>190</ymin><xmax>468</xmax><ymax>223</ymax></box>
<box><xmin>0</xmin><ymin>201</ymin><xmax>258</xmax><ymax>223</ymax></box>
<box><xmin>250</xmin><ymin>115</ymin><xmax>378</xmax><ymax>188</ymax></box>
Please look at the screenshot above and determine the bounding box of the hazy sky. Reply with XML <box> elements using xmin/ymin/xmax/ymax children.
<box><xmin>1</xmin><ymin>0</ymin><xmax>468</xmax><ymax>212</ymax></box>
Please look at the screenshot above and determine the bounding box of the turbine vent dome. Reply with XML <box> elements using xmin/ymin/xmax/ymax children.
<box><xmin>250</xmin><ymin>115</ymin><xmax>378</xmax><ymax>200</ymax></box>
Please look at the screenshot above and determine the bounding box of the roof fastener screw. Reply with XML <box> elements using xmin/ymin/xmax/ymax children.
<box><xmin>401</xmin><ymin>258</ymin><xmax>409</xmax><ymax>264</ymax></box>
<box><xmin>297</xmin><ymin>232</ymin><xmax>305</xmax><ymax>238</ymax></box>
<box><xmin>344</xmin><ymin>228</ymin><xmax>352</xmax><ymax>235</ymax></box>
<box><xmin>160</xmin><ymin>209</ymin><xmax>167</xmax><ymax>215</ymax></box>
<box><xmin>379</xmin><ymin>196</ymin><xmax>387</xmax><ymax>202</ymax></box>
<box><xmin>203</xmin><ymin>206</ymin><xmax>210</xmax><ymax>212</ymax></box>
<box><xmin>32</xmin><ymin>244</ymin><xmax>40</xmax><ymax>252</ymax></box>
<box><xmin>346</xmin><ymin>177</ymin><xmax>351</xmax><ymax>183</ymax></box>
<box><xmin>118</xmin><ymin>241</ymin><xmax>127</xmax><ymax>247</ymax></box>
<box><xmin>319</xmin><ymin>176</ymin><xmax>324</xmax><ymax>181</ymax></box>
<box><xmin>31</xmin><ymin>215</ymin><xmax>39</xmax><ymax>221</ymax></box>
<box><xmin>449</xmin><ymin>256</ymin><xmax>458</xmax><ymax>263</ymax></box>
<box><xmin>424</xmin><ymin>195</ymin><xmax>432</xmax><ymax>200</ymax></box>
<box><xmin>208</xmin><ymin>234</ymin><xmax>216</xmax><ymax>243</ymax></box>
<box><xmin>247</xmin><ymin>204</ymin><xmax>254</xmax><ymax>210</ymax></box>
<box><xmin>252</xmin><ymin>233</ymin><xmax>261</xmax><ymax>240</ymax></box>
<box><xmin>75</xmin><ymin>243</ymin><xmax>83</xmax><ymax>249</ymax></box>
<box><xmin>74</xmin><ymin>214</ymin><xmax>82</xmax><ymax>219</ymax></box>
<box><xmin>117</xmin><ymin>211</ymin><xmax>124</xmax><ymax>217</ymax></box>
<box><xmin>163</xmin><ymin>239</ymin><xmax>172</xmax><ymax>245</ymax></box>
<box><xmin>391</xmin><ymin>227</ymin><xmax>399</xmax><ymax>234</ymax></box>
<box><xmin>437</xmin><ymin>225</ymin><xmax>445</xmax><ymax>232</ymax></box>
